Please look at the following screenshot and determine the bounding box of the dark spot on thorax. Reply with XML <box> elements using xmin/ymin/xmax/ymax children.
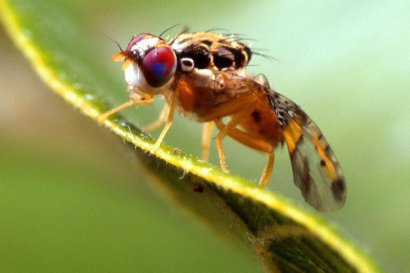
<box><xmin>213</xmin><ymin>46</ymin><xmax>235</xmax><ymax>70</ymax></box>
<box><xmin>176</xmin><ymin>44</ymin><xmax>210</xmax><ymax>69</ymax></box>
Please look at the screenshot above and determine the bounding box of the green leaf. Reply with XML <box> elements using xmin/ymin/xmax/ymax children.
<box><xmin>0</xmin><ymin>1</ymin><xmax>382</xmax><ymax>272</ymax></box>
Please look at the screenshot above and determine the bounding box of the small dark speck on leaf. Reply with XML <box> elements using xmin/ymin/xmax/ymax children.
<box><xmin>192</xmin><ymin>183</ymin><xmax>204</xmax><ymax>193</ymax></box>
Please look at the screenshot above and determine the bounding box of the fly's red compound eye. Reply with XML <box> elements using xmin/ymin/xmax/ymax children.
<box><xmin>141</xmin><ymin>46</ymin><xmax>177</xmax><ymax>87</ymax></box>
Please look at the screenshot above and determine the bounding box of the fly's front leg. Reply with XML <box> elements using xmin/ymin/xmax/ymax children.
<box><xmin>98</xmin><ymin>96</ymin><xmax>154</xmax><ymax>124</ymax></box>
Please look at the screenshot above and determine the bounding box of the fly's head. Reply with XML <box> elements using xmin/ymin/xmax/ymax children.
<box><xmin>112</xmin><ymin>33</ymin><xmax>177</xmax><ymax>95</ymax></box>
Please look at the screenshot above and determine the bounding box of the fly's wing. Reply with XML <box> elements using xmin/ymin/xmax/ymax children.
<box><xmin>268</xmin><ymin>91</ymin><xmax>346</xmax><ymax>211</ymax></box>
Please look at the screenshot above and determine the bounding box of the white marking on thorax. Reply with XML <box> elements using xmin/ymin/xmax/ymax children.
<box><xmin>171</xmin><ymin>39</ymin><xmax>190</xmax><ymax>54</ymax></box>
<box><xmin>191</xmin><ymin>69</ymin><xmax>225</xmax><ymax>90</ymax></box>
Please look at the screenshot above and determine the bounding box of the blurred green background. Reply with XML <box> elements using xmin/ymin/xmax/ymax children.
<box><xmin>1</xmin><ymin>1</ymin><xmax>409</xmax><ymax>272</ymax></box>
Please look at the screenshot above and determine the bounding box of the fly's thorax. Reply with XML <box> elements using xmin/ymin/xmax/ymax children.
<box><xmin>185</xmin><ymin>68</ymin><xmax>226</xmax><ymax>91</ymax></box>
<box><xmin>171</xmin><ymin>32</ymin><xmax>252</xmax><ymax>73</ymax></box>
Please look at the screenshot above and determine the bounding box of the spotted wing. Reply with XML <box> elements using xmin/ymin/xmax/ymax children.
<box><xmin>268</xmin><ymin>91</ymin><xmax>346</xmax><ymax>211</ymax></box>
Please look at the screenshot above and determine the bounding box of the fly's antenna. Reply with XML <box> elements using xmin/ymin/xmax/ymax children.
<box><xmin>252</xmin><ymin>51</ymin><xmax>278</xmax><ymax>62</ymax></box>
<box><xmin>205</xmin><ymin>27</ymin><xmax>230</xmax><ymax>33</ymax></box>
<box><xmin>169</xmin><ymin>25</ymin><xmax>190</xmax><ymax>45</ymax></box>
<box><xmin>159</xmin><ymin>23</ymin><xmax>181</xmax><ymax>39</ymax></box>
<box><xmin>104</xmin><ymin>34</ymin><xmax>124</xmax><ymax>53</ymax></box>
<box><xmin>94</xmin><ymin>26</ymin><xmax>125</xmax><ymax>53</ymax></box>
<box><xmin>109</xmin><ymin>36</ymin><xmax>124</xmax><ymax>53</ymax></box>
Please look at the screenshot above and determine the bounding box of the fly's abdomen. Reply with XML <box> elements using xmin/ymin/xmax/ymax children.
<box><xmin>239</xmin><ymin>97</ymin><xmax>284</xmax><ymax>146</ymax></box>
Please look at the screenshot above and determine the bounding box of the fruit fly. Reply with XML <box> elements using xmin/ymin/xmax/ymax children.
<box><xmin>98</xmin><ymin>31</ymin><xmax>346</xmax><ymax>211</ymax></box>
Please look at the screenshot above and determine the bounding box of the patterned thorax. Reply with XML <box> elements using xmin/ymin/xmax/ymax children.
<box><xmin>171</xmin><ymin>32</ymin><xmax>252</xmax><ymax>72</ymax></box>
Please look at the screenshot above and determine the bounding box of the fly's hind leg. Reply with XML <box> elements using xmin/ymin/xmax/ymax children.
<box><xmin>260</xmin><ymin>153</ymin><xmax>275</xmax><ymax>187</ymax></box>
<box><xmin>201</xmin><ymin>122</ymin><xmax>214</xmax><ymax>162</ymax></box>
<box><xmin>191</xmin><ymin>92</ymin><xmax>259</xmax><ymax>173</ymax></box>
<box><xmin>214</xmin><ymin>104</ymin><xmax>258</xmax><ymax>172</ymax></box>
<box><xmin>215</xmin><ymin>120</ymin><xmax>275</xmax><ymax>187</ymax></box>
